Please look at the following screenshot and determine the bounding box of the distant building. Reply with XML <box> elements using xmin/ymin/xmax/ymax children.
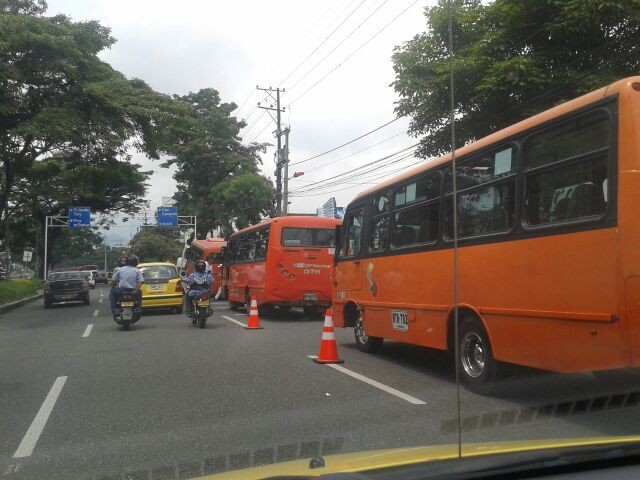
<box><xmin>316</xmin><ymin>198</ymin><xmax>343</xmax><ymax>219</ymax></box>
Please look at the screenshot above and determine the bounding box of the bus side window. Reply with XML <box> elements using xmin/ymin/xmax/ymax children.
<box><xmin>341</xmin><ymin>211</ymin><xmax>363</xmax><ymax>257</ymax></box>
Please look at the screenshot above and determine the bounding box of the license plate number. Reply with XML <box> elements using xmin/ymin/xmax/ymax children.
<box><xmin>150</xmin><ymin>284</ymin><xmax>164</xmax><ymax>291</ymax></box>
<box><xmin>121</xmin><ymin>302</ymin><xmax>134</xmax><ymax>307</ymax></box>
<box><xmin>62</xmin><ymin>294</ymin><xmax>74</xmax><ymax>300</ymax></box>
<box><xmin>304</xmin><ymin>293</ymin><xmax>318</xmax><ymax>302</ymax></box>
<box><xmin>197</xmin><ymin>300</ymin><xmax>209</xmax><ymax>307</ymax></box>
<box><xmin>391</xmin><ymin>311</ymin><xmax>408</xmax><ymax>332</ymax></box>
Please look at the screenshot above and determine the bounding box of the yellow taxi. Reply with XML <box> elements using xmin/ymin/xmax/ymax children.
<box><xmin>138</xmin><ymin>262</ymin><xmax>183</xmax><ymax>313</ymax></box>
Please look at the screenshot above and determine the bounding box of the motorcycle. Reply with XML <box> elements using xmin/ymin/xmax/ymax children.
<box><xmin>183</xmin><ymin>276</ymin><xmax>211</xmax><ymax>329</ymax></box>
<box><xmin>113</xmin><ymin>292</ymin><xmax>142</xmax><ymax>330</ymax></box>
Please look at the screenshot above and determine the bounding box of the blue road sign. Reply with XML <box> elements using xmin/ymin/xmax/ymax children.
<box><xmin>157</xmin><ymin>207</ymin><xmax>178</xmax><ymax>228</ymax></box>
<box><xmin>68</xmin><ymin>207</ymin><xmax>91</xmax><ymax>229</ymax></box>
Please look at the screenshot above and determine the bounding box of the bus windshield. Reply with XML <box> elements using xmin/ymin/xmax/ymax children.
<box><xmin>281</xmin><ymin>228</ymin><xmax>335</xmax><ymax>247</ymax></box>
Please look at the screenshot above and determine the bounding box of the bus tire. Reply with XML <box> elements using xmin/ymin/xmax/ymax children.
<box><xmin>458</xmin><ymin>318</ymin><xmax>497</xmax><ymax>392</ymax></box>
<box><xmin>354</xmin><ymin>310</ymin><xmax>383</xmax><ymax>353</ymax></box>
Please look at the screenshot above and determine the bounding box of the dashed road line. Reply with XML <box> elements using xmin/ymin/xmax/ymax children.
<box><xmin>13</xmin><ymin>376</ymin><xmax>68</xmax><ymax>458</ymax></box>
<box><xmin>92</xmin><ymin>309</ymin><xmax>99</xmax><ymax>317</ymax></box>
<box><xmin>98</xmin><ymin>298</ymin><xmax>103</xmax><ymax>304</ymax></box>
<box><xmin>222</xmin><ymin>315</ymin><xmax>247</xmax><ymax>328</ymax></box>
<box><xmin>82</xmin><ymin>324</ymin><xmax>93</xmax><ymax>338</ymax></box>
<box><xmin>307</xmin><ymin>355</ymin><xmax>426</xmax><ymax>405</ymax></box>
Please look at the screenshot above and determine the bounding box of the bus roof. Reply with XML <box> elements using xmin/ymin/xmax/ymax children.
<box><xmin>229</xmin><ymin>216</ymin><xmax>341</xmax><ymax>239</ymax></box>
<box><xmin>353</xmin><ymin>76</ymin><xmax>640</xmax><ymax>204</ymax></box>
<box><xmin>191</xmin><ymin>238</ymin><xmax>226</xmax><ymax>251</ymax></box>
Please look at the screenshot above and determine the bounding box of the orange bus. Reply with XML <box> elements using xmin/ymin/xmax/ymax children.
<box><xmin>184</xmin><ymin>238</ymin><xmax>226</xmax><ymax>297</ymax></box>
<box><xmin>225</xmin><ymin>216</ymin><xmax>341</xmax><ymax>315</ymax></box>
<box><xmin>333</xmin><ymin>76</ymin><xmax>640</xmax><ymax>390</ymax></box>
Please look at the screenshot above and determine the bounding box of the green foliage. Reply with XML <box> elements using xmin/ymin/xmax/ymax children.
<box><xmin>210</xmin><ymin>173</ymin><xmax>277</xmax><ymax>236</ymax></box>
<box><xmin>50</xmin><ymin>229</ymin><xmax>103</xmax><ymax>267</ymax></box>
<box><xmin>165</xmin><ymin>89</ymin><xmax>275</xmax><ymax>235</ymax></box>
<box><xmin>0</xmin><ymin>278</ymin><xmax>41</xmax><ymax>305</ymax></box>
<box><xmin>392</xmin><ymin>0</ymin><xmax>640</xmax><ymax>158</ymax></box>
<box><xmin>0</xmin><ymin>0</ymin><xmax>182</xmax><ymax>274</ymax></box>
<box><xmin>128</xmin><ymin>228</ymin><xmax>182</xmax><ymax>264</ymax></box>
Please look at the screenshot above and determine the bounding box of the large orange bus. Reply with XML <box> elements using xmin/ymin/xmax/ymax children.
<box><xmin>183</xmin><ymin>238</ymin><xmax>226</xmax><ymax>297</ymax></box>
<box><xmin>225</xmin><ymin>216</ymin><xmax>341</xmax><ymax>315</ymax></box>
<box><xmin>333</xmin><ymin>76</ymin><xmax>640</xmax><ymax>390</ymax></box>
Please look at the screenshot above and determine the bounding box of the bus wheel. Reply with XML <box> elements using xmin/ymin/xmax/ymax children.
<box><xmin>458</xmin><ymin>319</ymin><xmax>497</xmax><ymax>391</ymax></box>
<box><xmin>354</xmin><ymin>311</ymin><xmax>382</xmax><ymax>353</ymax></box>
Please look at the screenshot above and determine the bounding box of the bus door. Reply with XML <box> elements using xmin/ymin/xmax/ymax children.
<box><xmin>336</xmin><ymin>209</ymin><xmax>364</xmax><ymax>292</ymax></box>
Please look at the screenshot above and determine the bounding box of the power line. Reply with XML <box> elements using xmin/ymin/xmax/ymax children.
<box><xmin>286</xmin><ymin>0</ymin><xmax>392</xmax><ymax>93</ymax></box>
<box><xmin>291</xmin><ymin>156</ymin><xmax>425</xmax><ymax>197</ymax></box>
<box><xmin>290</xmin><ymin>143</ymin><xmax>418</xmax><ymax>194</ymax></box>
<box><xmin>287</xmin><ymin>0</ymin><xmax>421</xmax><ymax>107</ymax></box>
<box><xmin>279</xmin><ymin>0</ymin><xmax>368</xmax><ymax>86</ymax></box>
<box><xmin>291</xmin><ymin>117</ymin><xmax>401</xmax><ymax>166</ymax></box>
<box><xmin>304</xmin><ymin>129</ymin><xmax>409</xmax><ymax>173</ymax></box>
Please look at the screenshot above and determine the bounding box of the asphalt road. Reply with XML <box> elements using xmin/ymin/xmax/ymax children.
<box><xmin>1</xmin><ymin>284</ymin><xmax>640</xmax><ymax>479</ymax></box>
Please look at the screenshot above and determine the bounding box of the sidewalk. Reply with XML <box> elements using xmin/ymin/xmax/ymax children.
<box><xmin>0</xmin><ymin>291</ymin><xmax>43</xmax><ymax>315</ymax></box>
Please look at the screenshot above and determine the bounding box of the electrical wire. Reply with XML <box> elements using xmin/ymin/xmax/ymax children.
<box><xmin>291</xmin><ymin>117</ymin><xmax>401</xmax><ymax>165</ymax></box>
<box><xmin>303</xmin><ymin>129</ymin><xmax>409</xmax><ymax>173</ymax></box>
<box><xmin>286</xmin><ymin>0</ymin><xmax>392</xmax><ymax>93</ymax></box>
<box><xmin>279</xmin><ymin>0</ymin><xmax>368</xmax><ymax>86</ymax></box>
<box><xmin>290</xmin><ymin>143</ymin><xmax>419</xmax><ymax>194</ymax></box>
<box><xmin>287</xmin><ymin>0</ymin><xmax>421</xmax><ymax>107</ymax></box>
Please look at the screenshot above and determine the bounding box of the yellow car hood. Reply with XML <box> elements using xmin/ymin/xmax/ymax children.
<box><xmin>196</xmin><ymin>435</ymin><xmax>640</xmax><ymax>479</ymax></box>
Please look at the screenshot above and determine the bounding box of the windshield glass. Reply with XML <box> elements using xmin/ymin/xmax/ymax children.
<box><xmin>281</xmin><ymin>228</ymin><xmax>335</xmax><ymax>247</ymax></box>
<box><xmin>140</xmin><ymin>265</ymin><xmax>178</xmax><ymax>281</ymax></box>
<box><xmin>6</xmin><ymin>1</ymin><xmax>640</xmax><ymax>479</ymax></box>
<box><xmin>48</xmin><ymin>273</ymin><xmax>83</xmax><ymax>281</ymax></box>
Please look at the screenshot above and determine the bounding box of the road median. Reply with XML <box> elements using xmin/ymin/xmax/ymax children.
<box><xmin>0</xmin><ymin>279</ymin><xmax>44</xmax><ymax>314</ymax></box>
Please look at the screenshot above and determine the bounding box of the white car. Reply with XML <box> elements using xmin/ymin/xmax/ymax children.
<box><xmin>81</xmin><ymin>271</ymin><xmax>95</xmax><ymax>289</ymax></box>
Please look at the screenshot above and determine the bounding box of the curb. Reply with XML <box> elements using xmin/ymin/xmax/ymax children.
<box><xmin>0</xmin><ymin>292</ymin><xmax>44</xmax><ymax>315</ymax></box>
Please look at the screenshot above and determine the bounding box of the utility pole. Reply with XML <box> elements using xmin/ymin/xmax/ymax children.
<box><xmin>257</xmin><ymin>86</ymin><xmax>286</xmax><ymax>215</ymax></box>
<box><xmin>282</xmin><ymin>127</ymin><xmax>291</xmax><ymax>215</ymax></box>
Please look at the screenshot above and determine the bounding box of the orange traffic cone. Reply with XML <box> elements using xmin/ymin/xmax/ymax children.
<box><xmin>245</xmin><ymin>295</ymin><xmax>263</xmax><ymax>330</ymax></box>
<box><xmin>313</xmin><ymin>309</ymin><xmax>343</xmax><ymax>364</ymax></box>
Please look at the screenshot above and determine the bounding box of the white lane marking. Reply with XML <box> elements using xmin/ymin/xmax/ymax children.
<box><xmin>13</xmin><ymin>376</ymin><xmax>68</xmax><ymax>458</ymax></box>
<box><xmin>92</xmin><ymin>309</ymin><xmax>99</xmax><ymax>317</ymax></box>
<box><xmin>233</xmin><ymin>313</ymin><xmax>246</xmax><ymax>316</ymax></box>
<box><xmin>222</xmin><ymin>315</ymin><xmax>247</xmax><ymax>328</ymax></box>
<box><xmin>98</xmin><ymin>298</ymin><xmax>103</xmax><ymax>304</ymax></box>
<box><xmin>82</xmin><ymin>324</ymin><xmax>93</xmax><ymax>338</ymax></box>
<box><xmin>307</xmin><ymin>355</ymin><xmax>426</xmax><ymax>405</ymax></box>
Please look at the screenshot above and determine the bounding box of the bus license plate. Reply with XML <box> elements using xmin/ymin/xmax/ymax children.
<box><xmin>392</xmin><ymin>311</ymin><xmax>409</xmax><ymax>332</ymax></box>
<box><xmin>121</xmin><ymin>302</ymin><xmax>134</xmax><ymax>307</ymax></box>
<box><xmin>304</xmin><ymin>293</ymin><xmax>318</xmax><ymax>302</ymax></box>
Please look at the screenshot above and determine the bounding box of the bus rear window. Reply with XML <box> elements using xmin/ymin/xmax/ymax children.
<box><xmin>281</xmin><ymin>228</ymin><xmax>335</xmax><ymax>247</ymax></box>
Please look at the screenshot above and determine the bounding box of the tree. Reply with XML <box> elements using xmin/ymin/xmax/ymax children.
<box><xmin>164</xmin><ymin>89</ymin><xmax>275</xmax><ymax>235</ymax></box>
<box><xmin>0</xmin><ymin>0</ymin><xmax>175</xmax><ymax>237</ymax></box>
<box><xmin>210</xmin><ymin>173</ymin><xmax>276</xmax><ymax>236</ymax></box>
<box><xmin>392</xmin><ymin>0</ymin><xmax>640</xmax><ymax>159</ymax></box>
<box><xmin>128</xmin><ymin>228</ymin><xmax>182</xmax><ymax>264</ymax></box>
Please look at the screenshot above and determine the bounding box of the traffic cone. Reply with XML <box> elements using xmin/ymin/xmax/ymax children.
<box><xmin>313</xmin><ymin>309</ymin><xmax>343</xmax><ymax>364</ymax></box>
<box><xmin>245</xmin><ymin>295</ymin><xmax>263</xmax><ymax>330</ymax></box>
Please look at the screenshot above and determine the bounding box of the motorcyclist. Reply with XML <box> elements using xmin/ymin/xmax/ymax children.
<box><xmin>110</xmin><ymin>254</ymin><xmax>144</xmax><ymax>317</ymax></box>
<box><xmin>183</xmin><ymin>260</ymin><xmax>214</xmax><ymax>318</ymax></box>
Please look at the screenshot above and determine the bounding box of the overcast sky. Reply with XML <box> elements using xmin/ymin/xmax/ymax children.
<box><xmin>45</xmin><ymin>0</ymin><xmax>433</xmax><ymax>239</ymax></box>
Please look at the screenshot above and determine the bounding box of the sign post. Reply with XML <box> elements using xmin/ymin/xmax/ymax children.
<box><xmin>157</xmin><ymin>207</ymin><xmax>178</xmax><ymax>228</ymax></box>
<box><xmin>44</xmin><ymin>207</ymin><xmax>91</xmax><ymax>280</ymax></box>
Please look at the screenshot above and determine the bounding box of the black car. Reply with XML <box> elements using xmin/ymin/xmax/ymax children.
<box><xmin>95</xmin><ymin>271</ymin><xmax>109</xmax><ymax>284</ymax></box>
<box><xmin>44</xmin><ymin>272</ymin><xmax>90</xmax><ymax>308</ymax></box>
